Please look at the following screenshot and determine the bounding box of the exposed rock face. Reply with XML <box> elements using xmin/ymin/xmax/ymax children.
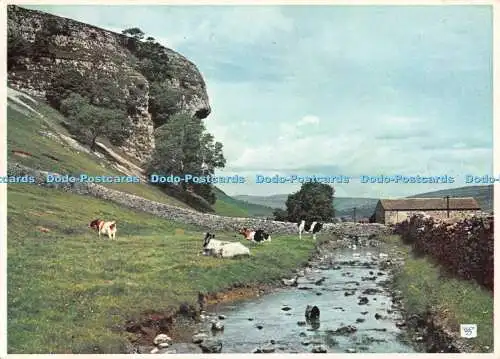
<box><xmin>7</xmin><ymin>5</ymin><xmax>211</xmax><ymax>164</ymax></box>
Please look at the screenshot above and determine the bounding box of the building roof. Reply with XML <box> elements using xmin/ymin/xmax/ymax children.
<box><xmin>378</xmin><ymin>197</ymin><xmax>480</xmax><ymax>211</ymax></box>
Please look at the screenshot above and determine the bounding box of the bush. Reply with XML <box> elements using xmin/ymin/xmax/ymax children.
<box><xmin>45</xmin><ymin>17</ymin><xmax>71</xmax><ymax>36</ymax></box>
<box><xmin>148</xmin><ymin>82</ymin><xmax>182</xmax><ymax>127</ymax></box>
<box><xmin>7</xmin><ymin>29</ymin><xmax>33</xmax><ymax>70</ymax></box>
<box><xmin>46</xmin><ymin>67</ymin><xmax>130</xmax><ymax>119</ymax></box>
<box><xmin>122</xmin><ymin>27</ymin><xmax>145</xmax><ymax>40</ymax></box>
<box><xmin>60</xmin><ymin>93</ymin><xmax>130</xmax><ymax>150</ymax></box>
<box><xmin>273</xmin><ymin>208</ymin><xmax>288</xmax><ymax>221</ymax></box>
<box><xmin>46</xmin><ymin>68</ymin><xmax>92</xmax><ymax>109</ymax></box>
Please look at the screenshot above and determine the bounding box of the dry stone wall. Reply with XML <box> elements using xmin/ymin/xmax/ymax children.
<box><xmin>385</xmin><ymin>209</ymin><xmax>481</xmax><ymax>225</ymax></box>
<box><xmin>394</xmin><ymin>213</ymin><xmax>494</xmax><ymax>291</ymax></box>
<box><xmin>8</xmin><ymin>162</ymin><xmax>391</xmax><ymax>237</ymax></box>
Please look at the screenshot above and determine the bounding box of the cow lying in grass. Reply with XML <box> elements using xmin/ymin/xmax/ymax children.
<box><xmin>239</xmin><ymin>227</ymin><xmax>271</xmax><ymax>243</ymax></box>
<box><xmin>202</xmin><ymin>232</ymin><xmax>251</xmax><ymax>258</ymax></box>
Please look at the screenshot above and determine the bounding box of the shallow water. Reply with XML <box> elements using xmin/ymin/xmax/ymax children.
<box><xmin>201</xmin><ymin>248</ymin><xmax>416</xmax><ymax>353</ymax></box>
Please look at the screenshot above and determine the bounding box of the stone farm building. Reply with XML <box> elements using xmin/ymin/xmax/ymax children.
<box><xmin>373</xmin><ymin>197</ymin><xmax>481</xmax><ymax>225</ymax></box>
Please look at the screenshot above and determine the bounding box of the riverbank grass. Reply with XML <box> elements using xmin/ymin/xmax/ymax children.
<box><xmin>7</xmin><ymin>184</ymin><xmax>316</xmax><ymax>354</ymax></box>
<box><xmin>385</xmin><ymin>235</ymin><xmax>493</xmax><ymax>352</ymax></box>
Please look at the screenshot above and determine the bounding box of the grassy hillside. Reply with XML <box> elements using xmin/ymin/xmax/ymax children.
<box><xmin>7</xmin><ymin>97</ymin><xmax>191</xmax><ymax>208</ymax></box>
<box><xmin>234</xmin><ymin>194</ymin><xmax>291</xmax><ymax>209</ymax></box>
<box><xmin>6</xmin><ymin>90</ymin><xmax>262</xmax><ymax>217</ymax></box>
<box><xmin>214</xmin><ymin>187</ymin><xmax>275</xmax><ymax>218</ymax></box>
<box><xmin>7</xmin><ymin>184</ymin><xmax>316</xmax><ymax>353</ymax></box>
<box><xmin>236</xmin><ymin>185</ymin><xmax>494</xmax><ymax>219</ymax></box>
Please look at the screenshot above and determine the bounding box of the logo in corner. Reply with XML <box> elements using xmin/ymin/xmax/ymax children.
<box><xmin>460</xmin><ymin>324</ymin><xmax>477</xmax><ymax>338</ymax></box>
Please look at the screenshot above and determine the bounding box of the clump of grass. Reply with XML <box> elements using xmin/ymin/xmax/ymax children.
<box><xmin>212</xmin><ymin>198</ymin><xmax>248</xmax><ymax>217</ymax></box>
<box><xmin>392</xmin><ymin>248</ymin><xmax>493</xmax><ymax>351</ymax></box>
<box><xmin>7</xmin><ymin>184</ymin><xmax>316</xmax><ymax>354</ymax></box>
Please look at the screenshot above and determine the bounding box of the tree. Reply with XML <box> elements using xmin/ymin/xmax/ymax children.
<box><xmin>122</xmin><ymin>27</ymin><xmax>145</xmax><ymax>40</ymax></box>
<box><xmin>199</xmin><ymin>133</ymin><xmax>226</xmax><ymax>172</ymax></box>
<box><xmin>60</xmin><ymin>93</ymin><xmax>129</xmax><ymax>151</ymax></box>
<box><xmin>45</xmin><ymin>17</ymin><xmax>71</xmax><ymax>36</ymax></box>
<box><xmin>148</xmin><ymin>81</ymin><xmax>183</xmax><ymax>126</ymax></box>
<box><xmin>46</xmin><ymin>68</ymin><xmax>127</xmax><ymax>112</ymax></box>
<box><xmin>194</xmin><ymin>184</ymin><xmax>217</xmax><ymax>205</ymax></box>
<box><xmin>273</xmin><ymin>208</ymin><xmax>288</xmax><ymax>221</ymax></box>
<box><xmin>285</xmin><ymin>182</ymin><xmax>335</xmax><ymax>223</ymax></box>
<box><xmin>7</xmin><ymin>29</ymin><xmax>32</xmax><ymax>70</ymax></box>
<box><xmin>88</xmin><ymin>76</ymin><xmax>126</xmax><ymax>111</ymax></box>
<box><xmin>147</xmin><ymin>112</ymin><xmax>226</xmax><ymax>203</ymax></box>
<box><xmin>46</xmin><ymin>68</ymin><xmax>92</xmax><ymax>109</ymax></box>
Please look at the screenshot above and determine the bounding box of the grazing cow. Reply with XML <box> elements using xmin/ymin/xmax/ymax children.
<box><xmin>239</xmin><ymin>227</ymin><xmax>271</xmax><ymax>242</ymax></box>
<box><xmin>297</xmin><ymin>220</ymin><xmax>323</xmax><ymax>240</ymax></box>
<box><xmin>89</xmin><ymin>219</ymin><xmax>117</xmax><ymax>239</ymax></box>
<box><xmin>202</xmin><ymin>232</ymin><xmax>250</xmax><ymax>258</ymax></box>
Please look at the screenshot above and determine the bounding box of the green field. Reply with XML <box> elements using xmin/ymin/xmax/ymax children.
<box><xmin>7</xmin><ymin>184</ymin><xmax>316</xmax><ymax>353</ymax></box>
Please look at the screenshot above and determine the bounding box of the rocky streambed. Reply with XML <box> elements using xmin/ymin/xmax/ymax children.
<box><xmin>147</xmin><ymin>246</ymin><xmax>416</xmax><ymax>354</ymax></box>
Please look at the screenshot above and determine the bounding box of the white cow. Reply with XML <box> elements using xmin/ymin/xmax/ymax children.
<box><xmin>202</xmin><ymin>233</ymin><xmax>250</xmax><ymax>258</ymax></box>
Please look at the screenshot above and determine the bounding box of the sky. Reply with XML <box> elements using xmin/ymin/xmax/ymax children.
<box><xmin>24</xmin><ymin>4</ymin><xmax>493</xmax><ymax>198</ymax></box>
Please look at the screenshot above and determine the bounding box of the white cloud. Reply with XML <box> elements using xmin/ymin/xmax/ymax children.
<box><xmin>298</xmin><ymin>115</ymin><xmax>320</xmax><ymax>126</ymax></box>
<box><xmin>382</xmin><ymin>116</ymin><xmax>421</xmax><ymax>126</ymax></box>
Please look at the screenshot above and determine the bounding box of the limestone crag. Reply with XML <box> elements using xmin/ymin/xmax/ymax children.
<box><xmin>7</xmin><ymin>5</ymin><xmax>211</xmax><ymax>163</ymax></box>
<box><xmin>8</xmin><ymin>162</ymin><xmax>391</xmax><ymax>237</ymax></box>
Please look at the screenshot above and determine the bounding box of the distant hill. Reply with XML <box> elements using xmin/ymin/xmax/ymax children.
<box><xmin>234</xmin><ymin>185</ymin><xmax>494</xmax><ymax>219</ymax></box>
<box><xmin>234</xmin><ymin>194</ymin><xmax>380</xmax><ymax>219</ymax></box>
<box><xmin>334</xmin><ymin>197</ymin><xmax>380</xmax><ymax>218</ymax></box>
<box><xmin>408</xmin><ymin>185</ymin><xmax>493</xmax><ymax>211</ymax></box>
<box><xmin>234</xmin><ymin>194</ymin><xmax>380</xmax><ymax>217</ymax></box>
<box><xmin>234</xmin><ymin>194</ymin><xmax>290</xmax><ymax>209</ymax></box>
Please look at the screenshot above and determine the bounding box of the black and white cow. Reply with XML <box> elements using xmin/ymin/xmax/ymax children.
<box><xmin>253</xmin><ymin>229</ymin><xmax>271</xmax><ymax>242</ymax></box>
<box><xmin>239</xmin><ymin>228</ymin><xmax>271</xmax><ymax>243</ymax></box>
<box><xmin>297</xmin><ymin>220</ymin><xmax>323</xmax><ymax>240</ymax></box>
<box><xmin>202</xmin><ymin>232</ymin><xmax>229</xmax><ymax>256</ymax></box>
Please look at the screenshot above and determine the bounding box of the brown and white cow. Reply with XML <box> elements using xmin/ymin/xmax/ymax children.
<box><xmin>89</xmin><ymin>219</ymin><xmax>117</xmax><ymax>240</ymax></box>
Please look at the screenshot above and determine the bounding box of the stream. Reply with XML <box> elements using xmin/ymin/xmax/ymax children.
<box><xmin>194</xmin><ymin>247</ymin><xmax>416</xmax><ymax>353</ymax></box>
